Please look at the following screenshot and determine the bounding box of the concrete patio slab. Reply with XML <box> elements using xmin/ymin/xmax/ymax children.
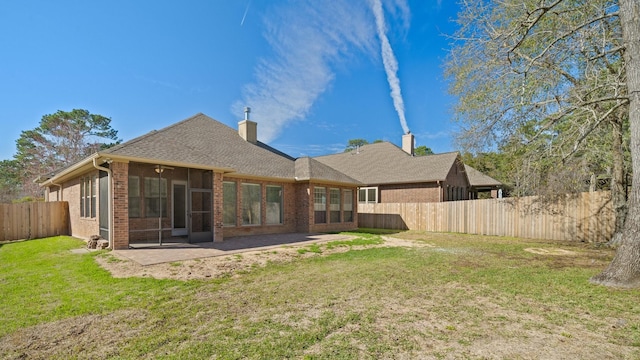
<box><xmin>112</xmin><ymin>233</ymin><xmax>352</xmax><ymax>266</ymax></box>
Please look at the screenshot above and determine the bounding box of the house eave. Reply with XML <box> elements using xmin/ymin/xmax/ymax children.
<box><xmin>295</xmin><ymin>177</ymin><xmax>362</xmax><ymax>187</ymax></box>
<box><xmin>361</xmin><ymin>179</ymin><xmax>446</xmax><ymax>187</ymax></box>
<box><xmin>40</xmin><ymin>153</ymin><xmax>238</xmax><ymax>187</ymax></box>
<box><xmin>223</xmin><ymin>172</ymin><xmax>297</xmax><ymax>183</ymax></box>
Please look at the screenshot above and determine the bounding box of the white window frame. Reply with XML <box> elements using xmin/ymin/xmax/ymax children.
<box><xmin>80</xmin><ymin>176</ymin><xmax>96</xmax><ymax>219</ymax></box>
<box><xmin>358</xmin><ymin>187</ymin><xmax>378</xmax><ymax>204</ymax></box>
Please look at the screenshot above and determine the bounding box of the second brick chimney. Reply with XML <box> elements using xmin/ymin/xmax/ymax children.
<box><xmin>402</xmin><ymin>132</ymin><xmax>414</xmax><ymax>156</ymax></box>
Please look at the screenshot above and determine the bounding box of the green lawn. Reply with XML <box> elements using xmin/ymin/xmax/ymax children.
<box><xmin>1</xmin><ymin>232</ymin><xmax>639</xmax><ymax>359</ymax></box>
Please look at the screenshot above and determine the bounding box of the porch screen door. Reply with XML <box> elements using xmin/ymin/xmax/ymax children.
<box><xmin>98</xmin><ymin>170</ymin><xmax>109</xmax><ymax>240</ymax></box>
<box><xmin>189</xmin><ymin>189</ymin><xmax>213</xmax><ymax>242</ymax></box>
<box><xmin>172</xmin><ymin>182</ymin><xmax>187</xmax><ymax>236</ymax></box>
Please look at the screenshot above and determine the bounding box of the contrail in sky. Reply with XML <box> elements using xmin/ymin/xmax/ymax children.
<box><xmin>234</xmin><ymin>0</ymin><xmax>410</xmax><ymax>142</ymax></box>
<box><xmin>370</xmin><ymin>0</ymin><xmax>409</xmax><ymax>134</ymax></box>
<box><xmin>240</xmin><ymin>1</ymin><xmax>251</xmax><ymax>26</ymax></box>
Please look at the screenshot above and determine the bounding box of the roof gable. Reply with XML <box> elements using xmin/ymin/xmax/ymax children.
<box><xmin>464</xmin><ymin>165</ymin><xmax>502</xmax><ymax>187</ymax></box>
<box><xmin>294</xmin><ymin>157</ymin><xmax>361</xmax><ymax>185</ymax></box>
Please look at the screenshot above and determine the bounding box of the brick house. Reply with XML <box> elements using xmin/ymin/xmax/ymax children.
<box><xmin>40</xmin><ymin>112</ymin><xmax>360</xmax><ymax>249</ymax></box>
<box><xmin>314</xmin><ymin>133</ymin><xmax>501</xmax><ymax>204</ymax></box>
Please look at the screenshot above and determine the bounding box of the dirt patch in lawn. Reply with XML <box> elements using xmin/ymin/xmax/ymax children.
<box><xmin>95</xmin><ymin>235</ymin><xmax>430</xmax><ymax>281</ymax></box>
<box><xmin>0</xmin><ymin>309</ymin><xmax>151</xmax><ymax>360</ymax></box>
<box><xmin>524</xmin><ymin>247</ymin><xmax>578</xmax><ymax>255</ymax></box>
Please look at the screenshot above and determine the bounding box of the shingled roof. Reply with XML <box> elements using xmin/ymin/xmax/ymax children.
<box><xmin>314</xmin><ymin>142</ymin><xmax>463</xmax><ymax>185</ymax></box>
<box><xmin>101</xmin><ymin>113</ymin><xmax>297</xmax><ymax>179</ymax></box>
<box><xmin>294</xmin><ymin>157</ymin><xmax>361</xmax><ymax>185</ymax></box>
<box><xmin>464</xmin><ymin>165</ymin><xmax>502</xmax><ymax>187</ymax></box>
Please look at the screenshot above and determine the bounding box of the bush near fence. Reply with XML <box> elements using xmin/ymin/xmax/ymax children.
<box><xmin>0</xmin><ymin>202</ymin><xmax>70</xmax><ymax>242</ymax></box>
<box><xmin>358</xmin><ymin>191</ymin><xmax>614</xmax><ymax>243</ymax></box>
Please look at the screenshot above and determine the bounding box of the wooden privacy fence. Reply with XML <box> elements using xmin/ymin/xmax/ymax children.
<box><xmin>0</xmin><ymin>201</ymin><xmax>69</xmax><ymax>242</ymax></box>
<box><xmin>358</xmin><ymin>191</ymin><xmax>615</xmax><ymax>242</ymax></box>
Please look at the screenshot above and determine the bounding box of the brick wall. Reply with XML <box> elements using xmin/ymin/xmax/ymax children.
<box><xmin>112</xmin><ymin>161</ymin><xmax>129</xmax><ymax>250</ymax></box>
<box><xmin>221</xmin><ymin>176</ymin><xmax>299</xmax><ymax>238</ymax></box>
<box><xmin>59</xmin><ymin>171</ymin><xmax>100</xmax><ymax>240</ymax></box>
<box><xmin>213</xmin><ymin>172</ymin><xmax>224</xmax><ymax>241</ymax></box>
<box><xmin>295</xmin><ymin>183</ymin><xmax>311</xmax><ymax>232</ymax></box>
<box><xmin>379</xmin><ymin>183</ymin><xmax>441</xmax><ymax>203</ymax></box>
<box><xmin>443</xmin><ymin>160</ymin><xmax>470</xmax><ymax>201</ymax></box>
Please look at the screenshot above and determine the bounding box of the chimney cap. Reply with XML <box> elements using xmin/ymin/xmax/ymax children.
<box><xmin>244</xmin><ymin>107</ymin><xmax>251</xmax><ymax>120</ymax></box>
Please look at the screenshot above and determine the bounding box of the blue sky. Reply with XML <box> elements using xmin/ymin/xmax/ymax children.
<box><xmin>0</xmin><ymin>0</ymin><xmax>460</xmax><ymax>161</ymax></box>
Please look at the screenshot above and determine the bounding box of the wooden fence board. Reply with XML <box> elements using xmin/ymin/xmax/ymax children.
<box><xmin>0</xmin><ymin>202</ymin><xmax>69</xmax><ymax>242</ymax></box>
<box><xmin>358</xmin><ymin>191</ymin><xmax>615</xmax><ymax>242</ymax></box>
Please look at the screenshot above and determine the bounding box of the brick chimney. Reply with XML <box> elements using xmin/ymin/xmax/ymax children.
<box><xmin>238</xmin><ymin>107</ymin><xmax>257</xmax><ymax>144</ymax></box>
<box><xmin>402</xmin><ymin>132</ymin><xmax>414</xmax><ymax>156</ymax></box>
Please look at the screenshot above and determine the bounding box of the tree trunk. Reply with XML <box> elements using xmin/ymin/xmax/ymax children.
<box><xmin>607</xmin><ymin>114</ymin><xmax>629</xmax><ymax>247</ymax></box>
<box><xmin>591</xmin><ymin>0</ymin><xmax>640</xmax><ymax>287</ymax></box>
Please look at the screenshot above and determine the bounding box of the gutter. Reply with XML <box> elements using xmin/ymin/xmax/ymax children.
<box><xmin>92</xmin><ymin>158</ymin><xmax>113</xmax><ymax>250</ymax></box>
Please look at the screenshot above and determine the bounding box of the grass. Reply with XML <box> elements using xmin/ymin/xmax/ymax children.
<box><xmin>1</xmin><ymin>232</ymin><xmax>640</xmax><ymax>359</ymax></box>
<box><xmin>298</xmin><ymin>231</ymin><xmax>385</xmax><ymax>254</ymax></box>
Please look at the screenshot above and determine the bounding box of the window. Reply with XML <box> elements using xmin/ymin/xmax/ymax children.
<box><xmin>266</xmin><ymin>185</ymin><xmax>283</xmax><ymax>225</ymax></box>
<box><xmin>358</xmin><ymin>187</ymin><xmax>378</xmax><ymax>204</ymax></box>
<box><xmin>223</xmin><ymin>181</ymin><xmax>237</xmax><ymax>226</ymax></box>
<box><xmin>80</xmin><ymin>178</ymin><xmax>85</xmax><ymax>217</ymax></box>
<box><xmin>330</xmin><ymin>188</ymin><xmax>341</xmax><ymax>223</ymax></box>
<box><xmin>129</xmin><ymin>176</ymin><xmax>140</xmax><ymax>218</ymax></box>
<box><xmin>80</xmin><ymin>176</ymin><xmax>96</xmax><ymax>218</ymax></box>
<box><xmin>144</xmin><ymin>177</ymin><xmax>167</xmax><ymax>218</ymax></box>
<box><xmin>314</xmin><ymin>186</ymin><xmax>326</xmax><ymax>224</ymax></box>
<box><xmin>91</xmin><ymin>175</ymin><xmax>97</xmax><ymax>218</ymax></box>
<box><xmin>343</xmin><ymin>189</ymin><xmax>353</xmax><ymax>222</ymax></box>
<box><xmin>242</xmin><ymin>183</ymin><xmax>261</xmax><ymax>225</ymax></box>
<box><xmin>80</xmin><ymin>178</ymin><xmax>84</xmax><ymax>217</ymax></box>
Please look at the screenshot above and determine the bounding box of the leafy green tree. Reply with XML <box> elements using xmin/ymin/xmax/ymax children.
<box><xmin>414</xmin><ymin>145</ymin><xmax>434</xmax><ymax>156</ymax></box>
<box><xmin>461</xmin><ymin>151</ymin><xmax>513</xmax><ymax>194</ymax></box>
<box><xmin>344</xmin><ymin>139</ymin><xmax>369</xmax><ymax>152</ymax></box>
<box><xmin>14</xmin><ymin>109</ymin><xmax>121</xmax><ymax>197</ymax></box>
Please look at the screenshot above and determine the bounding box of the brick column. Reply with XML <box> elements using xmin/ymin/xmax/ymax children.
<box><xmin>213</xmin><ymin>172</ymin><xmax>224</xmax><ymax>242</ymax></box>
<box><xmin>295</xmin><ymin>183</ymin><xmax>311</xmax><ymax>233</ymax></box>
<box><xmin>111</xmin><ymin>161</ymin><xmax>130</xmax><ymax>250</ymax></box>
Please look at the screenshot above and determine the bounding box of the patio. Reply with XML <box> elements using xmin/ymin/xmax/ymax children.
<box><xmin>113</xmin><ymin>233</ymin><xmax>352</xmax><ymax>265</ymax></box>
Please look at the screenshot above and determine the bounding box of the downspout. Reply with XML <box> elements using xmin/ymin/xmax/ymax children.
<box><xmin>93</xmin><ymin>158</ymin><xmax>113</xmax><ymax>250</ymax></box>
<box><xmin>437</xmin><ymin>181</ymin><xmax>442</xmax><ymax>202</ymax></box>
<box><xmin>50</xmin><ymin>181</ymin><xmax>63</xmax><ymax>201</ymax></box>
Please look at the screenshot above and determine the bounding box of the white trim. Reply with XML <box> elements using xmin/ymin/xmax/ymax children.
<box><xmin>358</xmin><ymin>186</ymin><xmax>378</xmax><ymax>204</ymax></box>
